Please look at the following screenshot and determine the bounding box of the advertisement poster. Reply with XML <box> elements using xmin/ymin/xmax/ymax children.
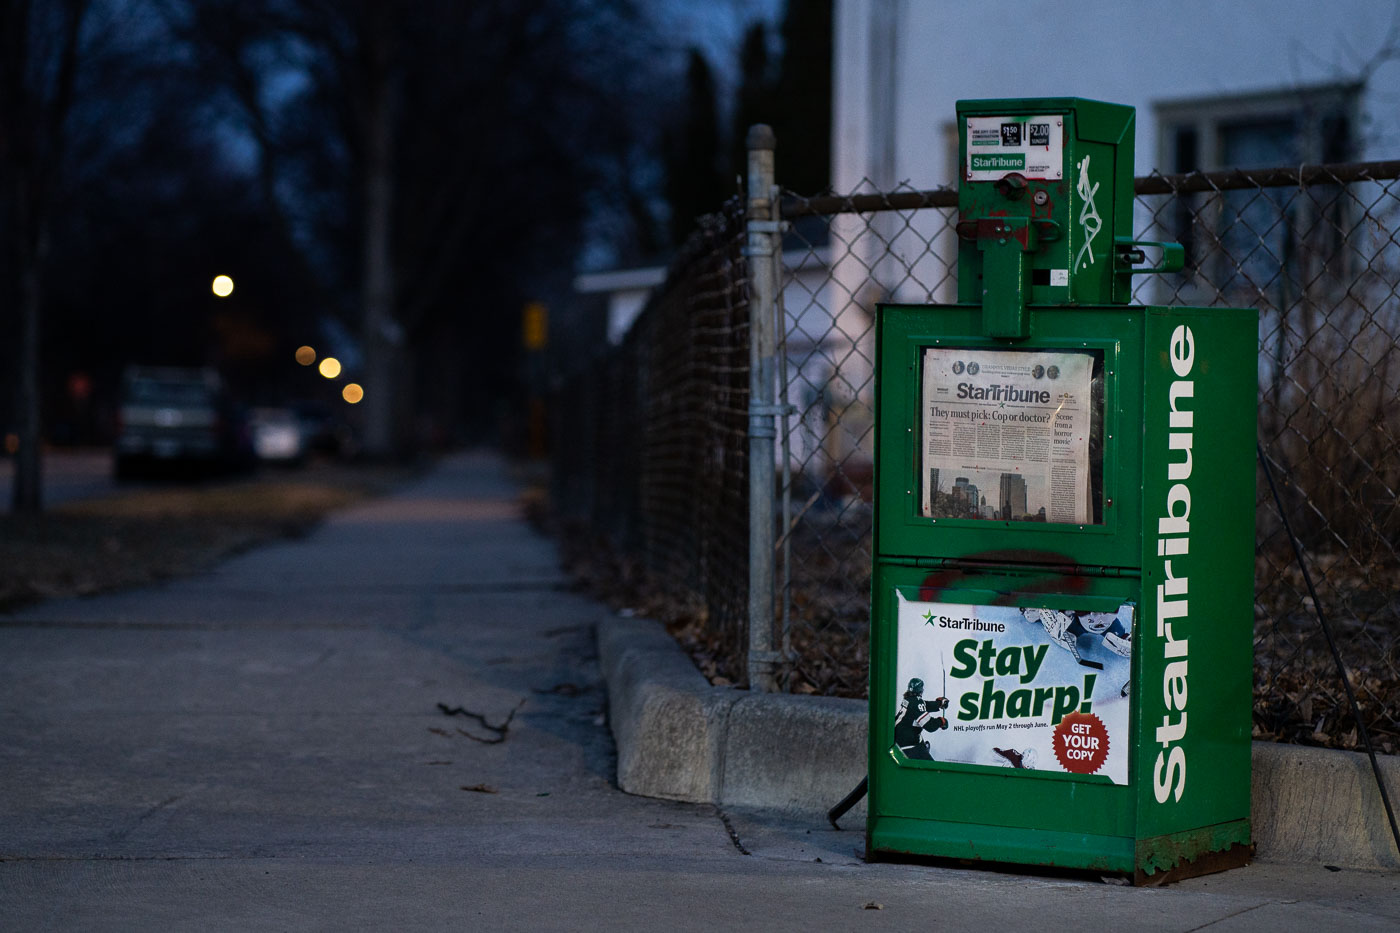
<box><xmin>893</xmin><ymin>593</ymin><xmax>1133</xmax><ymax>785</ymax></box>
<box><xmin>920</xmin><ymin>347</ymin><xmax>1095</xmax><ymax>524</ymax></box>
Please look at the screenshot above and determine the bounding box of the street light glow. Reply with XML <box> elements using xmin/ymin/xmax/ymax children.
<box><xmin>211</xmin><ymin>275</ymin><xmax>234</xmax><ymax>297</ymax></box>
<box><xmin>342</xmin><ymin>383</ymin><xmax>364</xmax><ymax>404</ymax></box>
<box><xmin>295</xmin><ymin>346</ymin><xmax>316</xmax><ymax>366</ymax></box>
<box><xmin>318</xmin><ymin>357</ymin><xmax>342</xmax><ymax>379</ymax></box>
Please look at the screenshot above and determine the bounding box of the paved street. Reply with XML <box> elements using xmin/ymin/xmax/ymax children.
<box><xmin>2</xmin><ymin>451</ymin><xmax>1398</xmax><ymax>930</ymax></box>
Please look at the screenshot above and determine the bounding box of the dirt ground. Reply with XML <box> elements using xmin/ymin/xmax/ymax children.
<box><xmin>0</xmin><ymin>459</ymin><xmax>420</xmax><ymax>613</ymax></box>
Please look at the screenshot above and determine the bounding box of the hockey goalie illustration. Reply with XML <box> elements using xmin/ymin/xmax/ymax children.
<box><xmin>1020</xmin><ymin>606</ymin><xmax>1132</xmax><ymax>697</ymax></box>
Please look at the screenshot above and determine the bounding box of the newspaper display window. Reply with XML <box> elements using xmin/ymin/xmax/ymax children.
<box><xmin>920</xmin><ymin>347</ymin><xmax>1105</xmax><ymax>525</ymax></box>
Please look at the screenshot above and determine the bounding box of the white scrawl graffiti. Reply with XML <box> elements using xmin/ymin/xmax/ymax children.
<box><xmin>1075</xmin><ymin>154</ymin><xmax>1101</xmax><ymax>272</ymax></box>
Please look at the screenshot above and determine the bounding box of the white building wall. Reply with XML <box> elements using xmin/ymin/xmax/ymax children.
<box><xmin>835</xmin><ymin>0</ymin><xmax>1400</xmax><ymax>192</ymax></box>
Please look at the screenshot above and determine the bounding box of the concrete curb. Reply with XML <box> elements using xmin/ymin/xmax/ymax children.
<box><xmin>599</xmin><ymin>614</ymin><xmax>1400</xmax><ymax>870</ymax></box>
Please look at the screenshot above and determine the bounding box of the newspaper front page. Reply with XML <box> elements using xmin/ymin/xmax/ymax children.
<box><xmin>920</xmin><ymin>348</ymin><xmax>1095</xmax><ymax>524</ymax></box>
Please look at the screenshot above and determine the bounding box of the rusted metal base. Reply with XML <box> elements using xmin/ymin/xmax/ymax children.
<box><xmin>1132</xmin><ymin>842</ymin><xmax>1254</xmax><ymax>887</ymax></box>
<box><xmin>865</xmin><ymin>839</ymin><xmax>1255</xmax><ymax>889</ymax></box>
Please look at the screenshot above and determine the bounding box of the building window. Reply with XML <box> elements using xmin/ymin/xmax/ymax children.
<box><xmin>1156</xmin><ymin>82</ymin><xmax>1358</xmax><ymax>173</ymax></box>
<box><xmin>1153</xmin><ymin>84</ymin><xmax>1359</xmax><ymax>302</ymax></box>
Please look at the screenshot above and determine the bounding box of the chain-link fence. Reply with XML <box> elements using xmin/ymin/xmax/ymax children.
<box><xmin>552</xmin><ymin>156</ymin><xmax>1400</xmax><ymax>753</ymax></box>
<box><xmin>550</xmin><ymin>203</ymin><xmax>753</xmax><ymax>678</ymax></box>
<box><xmin>777</xmin><ymin>161</ymin><xmax>1400</xmax><ymax>753</ymax></box>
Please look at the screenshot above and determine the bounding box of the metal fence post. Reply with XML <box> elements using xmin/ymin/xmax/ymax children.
<box><xmin>746</xmin><ymin>124</ymin><xmax>781</xmax><ymax>692</ymax></box>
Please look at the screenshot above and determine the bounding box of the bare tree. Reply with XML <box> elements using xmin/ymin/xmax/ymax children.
<box><xmin>1</xmin><ymin>0</ymin><xmax>92</xmax><ymax>513</ymax></box>
<box><xmin>172</xmin><ymin>0</ymin><xmax>672</xmax><ymax>454</ymax></box>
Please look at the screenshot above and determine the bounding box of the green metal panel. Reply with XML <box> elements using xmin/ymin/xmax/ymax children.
<box><xmin>1132</xmin><ymin>306</ymin><xmax>1257</xmax><ymax>854</ymax></box>
<box><xmin>872</xmin><ymin>817</ymin><xmax>1135</xmax><ymax>873</ymax></box>
<box><xmin>867</xmin><ymin>563</ymin><xmax>1139</xmax><ymax>872</ymax></box>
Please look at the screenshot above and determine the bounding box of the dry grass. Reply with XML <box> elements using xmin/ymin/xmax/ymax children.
<box><xmin>0</xmin><ymin>462</ymin><xmax>419</xmax><ymax>612</ymax></box>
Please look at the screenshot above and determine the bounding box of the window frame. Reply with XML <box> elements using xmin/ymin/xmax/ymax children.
<box><xmin>1153</xmin><ymin>81</ymin><xmax>1361</xmax><ymax>173</ymax></box>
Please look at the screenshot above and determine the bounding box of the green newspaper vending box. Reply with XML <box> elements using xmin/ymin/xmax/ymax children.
<box><xmin>868</xmin><ymin>98</ymin><xmax>1258</xmax><ymax>883</ymax></box>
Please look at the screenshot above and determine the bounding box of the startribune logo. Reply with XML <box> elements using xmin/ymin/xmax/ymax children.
<box><xmin>1153</xmin><ymin>324</ymin><xmax>1195</xmax><ymax>805</ymax></box>
<box><xmin>971</xmin><ymin>153</ymin><xmax>1026</xmax><ymax>171</ymax></box>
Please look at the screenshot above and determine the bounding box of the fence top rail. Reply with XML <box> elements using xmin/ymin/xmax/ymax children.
<box><xmin>779</xmin><ymin>159</ymin><xmax>1400</xmax><ymax>219</ymax></box>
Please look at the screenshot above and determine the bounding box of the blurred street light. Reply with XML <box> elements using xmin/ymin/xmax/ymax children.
<box><xmin>342</xmin><ymin>383</ymin><xmax>364</xmax><ymax>404</ymax></box>
<box><xmin>295</xmin><ymin>345</ymin><xmax>316</xmax><ymax>366</ymax></box>
<box><xmin>211</xmin><ymin>274</ymin><xmax>234</xmax><ymax>297</ymax></box>
<box><xmin>318</xmin><ymin>357</ymin><xmax>342</xmax><ymax>379</ymax></box>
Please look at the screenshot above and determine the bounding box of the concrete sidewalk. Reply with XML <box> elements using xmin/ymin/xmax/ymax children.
<box><xmin>2</xmin><ymin>452</ymin><xmax>1397</xmax><ymax>930</ymax></box>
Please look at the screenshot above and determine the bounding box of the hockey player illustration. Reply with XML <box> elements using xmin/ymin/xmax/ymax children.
<box><xmin>1020</xmin><ymin>607</ymin><xmax>1132</xmax><ymax>695</ymax></box>
<box><xmin>991</xmin><ymin>747</ymin><xmax>1039</xmax><ymax>769</ymax></box>
<box><xmin>1079</xmin><ymin>611</ymin><xmax>1132</xmax><ymax>659</ymax></box>
<box><xmin>1021</xmin><ymin>607</ymin><xmax>1083</xmax><ymax>662</ymax></box>
<box><xmin>1078</xmin><ymin>610</ymin><xmax>1132</xmax><ymax>696</ymax></box>
<box><xmin>893</xmin><ymin>677</ymin><xmax>948</xmax><ymax>760</ymax></box>
<box><xmin>1020</xmin><ymin>607</ymin><xmax>1130</xmax><ymax>665</ymax></box>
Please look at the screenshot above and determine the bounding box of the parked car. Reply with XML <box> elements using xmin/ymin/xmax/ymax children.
<box><xmin>113</xmin><ymin>366</ymin><xmax>253</xmax><ymax>478</ymax></box>
<box><xmin>249</xmin><ymin>407</ymin><xmax>307</xmax><ymax>465</ymax></box>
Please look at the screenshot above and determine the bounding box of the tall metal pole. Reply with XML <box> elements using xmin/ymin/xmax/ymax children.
<box><xmin>746</xmin><ymin>125</ymin><xmax>781</xmax><ymax>692</ymax></box>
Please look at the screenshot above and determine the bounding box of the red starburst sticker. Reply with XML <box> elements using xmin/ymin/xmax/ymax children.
<box><xmin>1053</xmin><ymin>712</ymin><xmax>1110</xmax><ymax>775</ymax></box>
